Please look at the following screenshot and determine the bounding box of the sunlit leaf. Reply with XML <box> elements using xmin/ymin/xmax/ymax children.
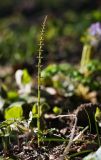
<box><xmin>22</xmin><ymin>69</ymin><xmax>31</xmax><ymax>84</ymax></box>
<box><xmin>7</xmin><ymin>91</ymin><xmax>18</xmax><ymax>100</ymax></box>
<box><xmin>53</xmin><ymin>106</ymin><xmax>62</xmax><ymax>115</ymax></box>
<box><xmin>5</xmin><ymin>102</ymin><xmax>23</xmax><ymax>120</ymax></box>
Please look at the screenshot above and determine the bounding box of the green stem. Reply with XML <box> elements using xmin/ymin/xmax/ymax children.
<box><xmin>37</xmin><ymin>16</ymin><xmax>47</xmax><ymax>146</ymax></box>
<box><xmin>95</xmin><ymin>118</ymin><xmax>101</xmax><ymax>147</ymax></box>
<box><xmin>37</xmin><ymin>50</ymin><xmax>41</xmax><ymax>146</ymax></box>
<box><xmin>80</xmin><ymin>44</ymin><xmax>92</xmax><ymax>72</ymax></box>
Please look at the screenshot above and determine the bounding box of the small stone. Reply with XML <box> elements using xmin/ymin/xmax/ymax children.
<box><xmin>49</xmin><ymin>154</ymin><xmax>55</xmax><ymax>159</ymax></box>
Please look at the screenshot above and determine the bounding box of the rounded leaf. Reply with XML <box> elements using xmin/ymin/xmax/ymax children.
<box><xmin>5</xmin><ymin>103</ymin><xmax>23</xmax><ymax>120</ymax></box>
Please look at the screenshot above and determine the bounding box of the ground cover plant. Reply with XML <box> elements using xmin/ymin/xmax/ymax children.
<box><xmin>0</xmin><ymin>2</ymin><xmax>101</xmax><ymax>159</ymax></box>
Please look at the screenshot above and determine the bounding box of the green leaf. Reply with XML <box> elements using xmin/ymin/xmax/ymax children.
<box><xmin>5</xmin><ymin>102</ymin><xmax>23</xmax><ymax>120</ymax></box>
<box><xmin>22</xmin><ymin>69</ymin><xmax>31</xmax><ymax>84</ymax></box>
<box><xmin>53</xmin><ymin>106</ymin><xmax>62</xmax><ymax>115</ymax></box>
<box><xmin>95</xmin><ymin>107</ymin><xmax>101</xmax><ymax>123</ymax></box>
<box><xmin>32</xmin><ymin>103</ymin><xmax>38</xmax><ymax>114</ymax></box>
<box><xmin>7</xmin><ymin>91</ymin><xmax>18</xmax><ymax>100</ymax></box>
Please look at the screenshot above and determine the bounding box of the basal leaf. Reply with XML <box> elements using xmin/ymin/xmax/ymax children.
<box><xmin>5</xmin><ymin>102</ymin><xmax>23</xmax><ymax>120</ymax></box>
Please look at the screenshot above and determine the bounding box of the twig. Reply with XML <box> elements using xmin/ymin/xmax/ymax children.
<box><xmin>45</xmin><ymin>114</ymin><xmax>77</xmax><ymax>160</ymax></box>
<box><xmin>55</xmin><ymin>114</ymin><xmax>76</xmax><ymax>118</ymax></box>
<box><xmin>73</xmin><ymin>126</ymin><xmax>88</xmax><ymax>142</ymax></box>
<box><xmin>63</xmin><ymin>115</ymin><xmax>77</xmax><ymax>156</ymax></box>
<box><xmin>53</xmin><ymin>114</ymin><xmax>77</xmax><ymax>160</ymax></box>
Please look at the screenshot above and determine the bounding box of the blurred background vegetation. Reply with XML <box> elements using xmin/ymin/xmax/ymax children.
<box><xmin>0</xmin><ymin>0</ymin><xmax>101</xmax><ymax>66</ymax></box>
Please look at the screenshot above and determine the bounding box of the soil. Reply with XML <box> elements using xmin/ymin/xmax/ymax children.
<box><xmin>0</xmin><ymin>103</ymin><xmax>100</xmax><ymax>160</ymax></box>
